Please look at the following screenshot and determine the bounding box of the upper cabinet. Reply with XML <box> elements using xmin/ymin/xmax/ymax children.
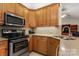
<box><xmin>23</xmin><ymin>8</ymin><xmax>29</xmax><ymax>28</ymax></box>
<box><xmin>0</xmin><ymin>3</ymin><xmax>60</xmax><ymax>27</ymax></box>
<box><xmin>35</xmin><ymin>3</ymin><xmax>60</xmax><ymax>27</ymax></box>
<box><xmin>0</xmin><ymin>10</ymin><xmax>4</xmax><ymax>25</ymax></box>
<box><xmin>28</xmin><ymin>10</ymin><xmax>36</xmax><ymax>28</ymax></box>
<box><xmin>0</xmin><ymin>3</ymin><xmax>29</xmax><ymax>27</ymax></box>
<box><xmin>50</xmin><ymin>4</ymin><xmax>59</xmax><ymax>26</ymax></box>
<box><xmin>15</xmin><ymin>4</ymin><xmax>24</xmax><ymax>17</ymax></box>
<box><xmin>0</xmin><ymin>3</ymin><xmax>3</xmax><ymax>10</ymax></box>
<box><xmin>5</xmin><ymin>3</ymin><xmax>16</xmax><ymax>13</ymax></box>
<box><xmin>0</xmin><ymin>3</ymin><xmax>6</xmax><ymax>11</ymax></box>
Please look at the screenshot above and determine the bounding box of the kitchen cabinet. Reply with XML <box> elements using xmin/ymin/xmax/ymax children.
<box><xmin>0</xmin><ymin>3</ymin><xmax>3</xmax><ymax>10</ymax></box>
<box><xmin>5</xmin><ymin>3</ymin><xmax>16</xmax><ymax>13</ymax></box>
<box><xmin>29</xmin><ymin>36</ymin><xmax>33</xmax><ymax>52</ymax></box>
<box><xmin>35</xmin><ymin>3</ymin><xmax>59</xmax><ymax>27</ymax></box>
<box><xmin>32</xmin><ymin>36</ymin><xmax>48</xmax><ymax>55</ymax></box>
<box><xmin>50</xmin><ymin>4</ymin><xmax>59</xmax><ymax>26</ymax></box>
<box><xmin>28</xmin><ymin>11</ymin><xmax>36</xmax><ymax>28</ymax></box>
<box><xmin>36</xmin><ymin>8</ymin><xmax>48</xmax><ymax>27</ymax></box>
<box><xmin>15</xmin><ymin>4</ymin><xmax>24</xmax><ymax>17</ymax></box>
<box><xmin>32</xmin><ymin>36</ymin><xmax>38</xmax><ymax>52</ymax></box>
<box><xmin>37</xmin><ymin>37</ymin><xmax>48</xmax><ymax>55</ymax></box>
<box><xmin>23</xmin><ymin>8</ymin><xmax>29</xmax><ymax>28</ymax></box>
<box><xmin>0</xmin><ymin>10</ymin><xmax>4</xmax><ymax>25</ymax></box>
<box><xmin>0</xmin><ymin>3</ymin><xmax>59</xmax><ymax>27</ymax></box>
<box><xmin>35</xmin><ymin>10</ymin><xmax>43</xmax><ymax>27</ymax></box>
<box><xmin>0</xmin><ymin>3</ymin><xmax>6</xmax><ymax>25</ymax></box>
<box><xmin>0</xmin><ymin>47</ymin><xmax>8</xmax><ymax>56</ymax></box>
<box><xmin>0</xmin><ymin>3</ymin><xmax>6</xmax><ymax>11</ymax></box>
<box><xmin>0</xmin><ymin>40</ymin><xmax>8</xmax><ymax>56</ymax></box>
<box><xmin>47</xmin><ymin>38</ymin><xmax>60</xmax><ymax>56</ymax></box>
<box><xmin>30</xmin><ymin>35</ymin><xmax>60</xmax><ymax>56</ymax></box>
<box><xmin>0</xmin><ymin>3</ymin><xmax>30</xmax><ymax>27</ymax></box>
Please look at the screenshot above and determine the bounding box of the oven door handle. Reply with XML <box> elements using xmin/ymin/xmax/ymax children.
<box><xmin>9</xmin><ymin>43</ymin><xmax>14</xmax><ymax>56</ymax></box>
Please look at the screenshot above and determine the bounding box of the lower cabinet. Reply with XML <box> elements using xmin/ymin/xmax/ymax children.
<box><xmin>37</xmin><ymin>37</ymin><xmax>47</xmax><ymax>55</ymax></box>
<box><xmin>0</xmin><ymin>47</ymin><xmax>8</xmax><ymax>56</ymax></box>
<box><xmin>31</xmin><ymin>35</ymin><xmax>60</xmax><ymax>56</ymax></box>
<box><xmin>0</xmin><ymin>40</ymin><xmax>8</xmax><ymax>56</ymax></box>
<box><xmin>32</xmin><ymin>36</ymin><xmax>47</xmax><ymax>55</ymax></box>
<box><xmin>32</xmin><ymin>36</ymin><xmax>38</xmax><ymax>52</ymax></box>
<box><xmin>47</xmin><ymin>38</ymin><xmax>60</xmax><ymax>56</ymax></box>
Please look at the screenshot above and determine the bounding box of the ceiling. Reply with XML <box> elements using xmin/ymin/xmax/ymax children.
<box><xmin>22</xmin><ymin>3</ymin><xmax>52</xmax><ymax>9</ymax></box>
<box><xmin>22</xmin><ymin>3</ymin><xmax>79</xmax><ymax>19</ymax></box>
<box><xmin>61</xmin><ymin>3</ymin><xmax>79</xmax><ymax>19</ymax></box>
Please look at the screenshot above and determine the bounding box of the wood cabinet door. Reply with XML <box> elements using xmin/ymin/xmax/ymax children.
<box><xmin>46</xmin><ymin>7</ymin><xmax>51</xmax><ymax>26</ymax></box>
<box><xmin>32</xmin><ymin>36</ymin><xmax>48</xmax><ymax>55</ymax></box>
<box><xmin>0</xmin><ymin>3</ymin><xmax>5</xmax><ymax>25</ymax></box>
<box><xmin>35</xmin><ymin>9</ymin><xmax>44</xmax><ymax>27</ymax></box>
<box><xmin>0</xmin><ymin>40</ymin><xmax>8</xmax><ymax>56</ymax></box>
<box><xmin>23</xmin><ymin>8</ymin><xmax>29</xmax><ymax>28</ymax></box>
<box><xmin>0</xmin><ymin>47</ymin><xmax>7</xmax><ymax>56</ymax></box>
<box><xmin>28</xmin><ymin>11</ymin><xmax>36</xmax><ymax>27</ymax></box>
<box><xmin>42</xmin><ymin>8</ymin><xmax>48</xmax><ymax>26</ymax></box>
<box><xmin>50</xmin><ymin>4</ymin><xmax>59</xmax><ymax>26</ymax></box>
<box><xmin>47</xmin><ymin>38</ymin><xmax>60</xmax><ymax>56</ymax></box>
<box><xmin>38</xmin><ymin>37</ymin><xmax>48</xmax><ymax>55</ymax></box>
<box><xmin>29</xmin><ymin>37</ymin><xmax>33</xmax><ymax>52</ymax></box>
<box><xmin>15</xmin><ymin>4</ymin><xmax>24</xmax><ymax>17</ymax></box>
<box><xmin>0</xmin><ymin>3</ymin><xmax>4</xmax><ymax>10</ymax></box>
<box><xmin>32</xmin><ymin>36</ymin><xmax>38</xmax><ymax>52</ymax></box>
<box><xmin>35</xmin><ymin>3</ymin><xmax>59</xmax><ymax>27</ymax></box>
<box><xmin>0</xmin><ymin>10</ymin><xmax>4</xmax><ymax>25</ymax></box>
<box><xmin>6</xmin><ymin>3</ymin><xmax>16</xmax><ymax>13</ymax></box>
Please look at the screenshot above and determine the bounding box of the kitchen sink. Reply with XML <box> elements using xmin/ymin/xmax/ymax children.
<box><xmin>64</xmin><ymin>37</ymin><xmax>75</xmax><ymax>40</ymax></box>
<box><xmin>54</xmin><ymin>36</ymin><xmax>65</xmax><ymax>39</ymax></box>
<box><xmin>54</xmin><ymin>36</ymin><xmax>76</xmax><ymax>40</ymax></box>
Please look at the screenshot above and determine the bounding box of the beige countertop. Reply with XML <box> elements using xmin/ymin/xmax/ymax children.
<box><xmin>31</xmin><ymin>34</ymin><xmax>78</xmax><ymax>40</ymax></box>
<box><xmin>31</xmin><ymin>34</ymin><xmax>62</xmax><ymax>40</ymax></box>
<box><xmin>0</xmin><ymin>37</ymin><xmax>8</xmax><ymax>41</ymax></box>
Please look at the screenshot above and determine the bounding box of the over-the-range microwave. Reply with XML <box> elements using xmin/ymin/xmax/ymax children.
<box><xmin>4</xmin><ymin>13</ymin><xmax>25</xmax><ymax>27</ymax></box>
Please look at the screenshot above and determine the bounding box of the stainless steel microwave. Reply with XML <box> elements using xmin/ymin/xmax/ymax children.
<box><xmin>4</xmin><ymin>13</ymin><xmax>25</xmax><ymax>27</ymax></box>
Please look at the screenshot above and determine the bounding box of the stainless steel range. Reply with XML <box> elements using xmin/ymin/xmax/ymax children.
<box><xmin>2</xmin><ymin>29</ymin><xmax>29</xmax><ymax>56</ymax></box>
<box><xmin>9</xmin><ymin>37</ymin><xmax>28</xmax><ymax>56</ymax></box>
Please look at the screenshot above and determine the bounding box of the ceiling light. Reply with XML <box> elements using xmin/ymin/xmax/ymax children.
<box><xmin>61</xmin><ymin>14</ymin><xmax>67</xmax><ymax>18</ymax></box>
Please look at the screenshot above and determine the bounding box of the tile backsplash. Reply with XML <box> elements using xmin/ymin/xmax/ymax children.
<box><xmin>35</xmin><ymin>26</ymin><xmax>61</xmax><ymax>36</ymax></box>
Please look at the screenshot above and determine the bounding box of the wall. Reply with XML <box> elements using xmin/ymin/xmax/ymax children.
<box><xmin>62</xmin><ymin>16</ymin><xmax>79</xmax><ymax>31</ymax></box>
<box><xmin>35</xmin><ymin>26</ymin><xmax>61</xmax><ymax>36</ymax></box>
<box><xmin>62</xmin><ymin>17</ymin><xmax>79</xmax><ymax>25</ymax></box>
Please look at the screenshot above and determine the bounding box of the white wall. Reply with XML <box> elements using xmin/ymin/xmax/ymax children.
<box><xmin>62</xmin><ymin>16</ymin><xmax>79</xmax><ymax>31</ymax></box>
<box><xmin>62</xmin><ymin>17</ymin><xmax>79</xmax><ymax>25</ymax></box>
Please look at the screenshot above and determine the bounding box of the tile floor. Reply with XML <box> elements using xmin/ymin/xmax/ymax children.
<box><xmin>29</xmin><ymin>52</ymin><xmax>43</xmax><ymax>56</ymax></box>
<box><xmin>22</xmin><ymin>52</ymin><xmax>43</xmax><ymax>56</ymax></box>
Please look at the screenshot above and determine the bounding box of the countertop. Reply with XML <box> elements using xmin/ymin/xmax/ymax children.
<box><xmin>31</xmin><ymin>34</ymin><xmax>63</xmax><ymax>40</ymax></box>
<box><xmin>0</xmin><ymin>37</ymin><xmax>8</xmax><ymax>41</ymax></box>
<box><xmin>31</xmin><ymin>34</ymin><xmax>78</xmax><ymax>40</ymax></box>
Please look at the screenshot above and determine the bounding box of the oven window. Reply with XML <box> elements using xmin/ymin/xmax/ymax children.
<box><xmin>13</xmin><ymin>40</ymin><xmax>28</xmax><ymax>53</ymax></box>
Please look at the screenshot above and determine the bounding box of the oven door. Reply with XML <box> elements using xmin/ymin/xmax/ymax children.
<box><xmin>9</xmin><ymin>39</ymin><xmax>28</xmax><ymax>56</ymax></box>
